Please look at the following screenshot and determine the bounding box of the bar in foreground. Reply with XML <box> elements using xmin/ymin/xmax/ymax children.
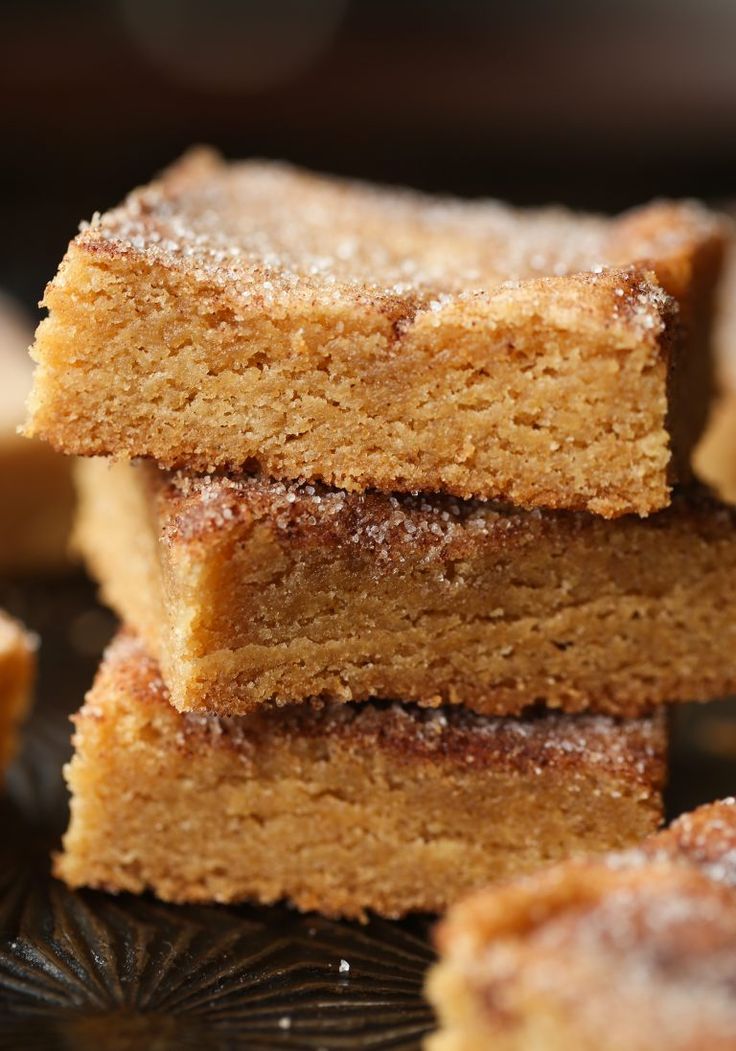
<box><xmin>426</xmin><ymin>800</ymin><xmax>736</xmax><ymax>1051</ymax></box>
<box><xmin>55</xmin><ymin>633</ymin><xmax>667</xmax><ymax>920</ymax></box>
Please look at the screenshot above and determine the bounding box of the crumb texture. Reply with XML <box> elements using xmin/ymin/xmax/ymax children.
<box><xmin>55</xmin><ymin>632</ymin><xmax>665</xmax><ymax>920</ymax></box>
<box><xmin>29</xmin><ymin>151</ymin><xmax>726</xmax><ymax>513</ymax></box>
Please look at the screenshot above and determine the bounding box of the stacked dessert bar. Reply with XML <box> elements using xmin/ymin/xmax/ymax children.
<box><xmin>26</xmin><ymin>151</ymin><xmax>731</xmax><ymax>918</ymax></box>
<box><xmin>0</xmin><ymin>292</ymin><xmax>74</xmax><ymax>574</ymax></box>
<box><xmin>0</xmin><ymin>610</ymin><xmax>35</xmax><ymax>775</ymax></box>
<box><xmin>694</xmin><ymin>232</ymin><xmax>736</xmax><ymax>504</ymax></box>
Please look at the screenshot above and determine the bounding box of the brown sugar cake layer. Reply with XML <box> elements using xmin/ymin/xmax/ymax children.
<box><xmin>54</xmin><ymin>632</ymin><xmax>667</xmax><ymax>920</ymax></box>
<box><xmin>27</xmin><ymin>150</ymin><xmax>727</xmax><ymax>516</ymax></box>
<box><xmin>75</xmin><ymin>457</ymin><xmax>736</xmax><ymax>717</ymax></box>
<box><xmin>0</xmin><ymin>611</ymin><xmax>35</xmax><ymax>773</ymax></box>
<box><xmin>426</xmin><ymin>799</ymin><xmax>736</xmax><ymax>1051</ymax></box>
<box><xmin>0</xmin><ymin>292</ymin><xmax>74</xmax><ymax>574</ymax></box>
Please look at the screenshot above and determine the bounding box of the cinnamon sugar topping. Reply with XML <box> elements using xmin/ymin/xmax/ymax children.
<box><xmin>78</xmin><ymin>149</ymin><xmax>714</xmax><ymax>328</ymax></box>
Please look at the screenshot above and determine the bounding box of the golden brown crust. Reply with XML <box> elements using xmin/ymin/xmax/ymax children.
<box><xmin>74</xmin><ymin>457</ymin><xmax>736</xmax><ymax>717</ymax></box>
<box><xmin>27</xmin><ymin>151</ymin><xmax>727</xmax><ymax>514</ymax></box>
<box><xmin>427</xmin><ymin>800</ymin><xmax>736</xmax><ymax>1051</ymax></box>
<box><xmin>645</xmin><ymin>798</ymin><xmax>736</xmax><ymax>883</ymax></box>
<box><xmin>55</xmin><ymin>631</ymin><xmax>665</xmax><ymax>919</ymax></box>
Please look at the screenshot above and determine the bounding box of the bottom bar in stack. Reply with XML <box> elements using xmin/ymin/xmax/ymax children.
<box><xmin>56</xmin><ymin>633</ymin><xmax>667</xmax><ymax>919</ymax></box>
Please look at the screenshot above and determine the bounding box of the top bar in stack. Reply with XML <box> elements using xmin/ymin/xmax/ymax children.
<box><xmin>26</xmin><ymin>150</ymin><xmax>726</xmax><ymax>516</ymax></box>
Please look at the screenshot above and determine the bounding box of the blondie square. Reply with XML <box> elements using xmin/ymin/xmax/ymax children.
<box><xmin>0</xmin><ymin>292</ymin><xmax>74</xmax><ymax>574</ymax></box>
<box><xmin>28</xmin><ymin>151</ymin><xmax>726</xmax><ymax>516</ymax></box>
<box><xmin>75</xmin><ymin>458</ymin><xmax>736</xmax><ymax>718</ymax></box>
<box><xmin>694</xmin><ymin>392</ymin><xmax>736</xmax><ymax>504</ymax></box>
<box><xmin>692</xmin><ymin>233</ymin><xmax>736</xmax><ymax>503</ymax></box>
<box><xmin>0</xmin><ymin>610</ymin><xmax>35</xmax><ymax>772</ymax></box>
<box><xmin>54</xmin><ymin>632</ymin><xmax>666</xmax><ymax>920</ymax></box>
<box><xmin>426</xmin><ymin>800</ymin><xmax>736</xmax><ymax>1051</ymax></box>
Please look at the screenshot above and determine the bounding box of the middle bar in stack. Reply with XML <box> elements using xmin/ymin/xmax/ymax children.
<box><xmin>75</xmin><ymin>459</ymin><xmax>736</xmax><ymax>718</ymax></box>
<box><xmin>39</xmin><ymin>154</ymin><xmax>729</xmax><ymax>918</ymax></box>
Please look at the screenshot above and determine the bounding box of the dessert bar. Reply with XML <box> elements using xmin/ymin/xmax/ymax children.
<box><xmin>426</xmin><ymin>799</ymin><xmax>736</xmax><ymax>1051</ymax></box>
<box><xmin>55</xmin><ymin>632</ymin><xmax>666</xmax><ymax>920</ymax></box>
<box><xmin>694</xmin><ymin>392</ymin><xmax>736</xmax><ymax>504</ymax></box>
<box><xmin>0</xmin><ymin>610</ymin><xmax>35</xmax><ymax>772</ymax></box>
<box><xmin>692</xmin><ymin>232</ymin><xmax>736</xmax><ymax>504</ymax></box>
<box><xmin>0</xmin><ymin>293</ymin><xmax>74</xmax><ymax>573</ymax></box>
<box><xmin>75</xmin><ymin>457</ymin><xmax>736</xmax><ymax>717</ymax></box>
<box><xmin>28</xmin><ymin>151</ymin><xmax>726</xmax><ymax>516</ymax></box>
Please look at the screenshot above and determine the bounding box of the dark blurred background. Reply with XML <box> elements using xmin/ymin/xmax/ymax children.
<box><xmin>2</xmin><ymin>0</ymin><xmax>736</xmax><ymax>310</ymax></box>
